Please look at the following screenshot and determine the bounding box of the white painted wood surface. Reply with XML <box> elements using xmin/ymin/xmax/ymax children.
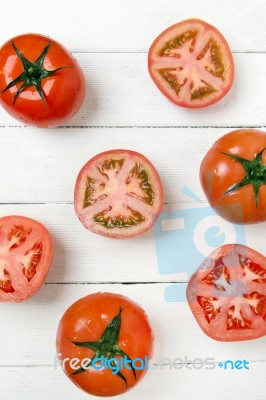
<box><xmin>1</xmin><ymin>1</ymin><xmax>266</xmax><ymax>399</ymax></box>
<box><xmin>0</xmin><ymin>54</ymin><xmax>266</xmax><ymax>127</ymax></box>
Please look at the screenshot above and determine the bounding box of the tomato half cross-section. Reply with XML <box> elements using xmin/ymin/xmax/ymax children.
<box><xmin>0</xmin><ymin>33</ymin><xmax>86</xmax><ymax>127</ymax></box>
<box><xmin>148</xmin><ymin>19</ymin><xmax>234</xmax><ymax>108</ymax></box>
<box><xmin>74</xmin><ymin>149</ymin><xmax>164</xmax><ymax>238</ymax></box>
<box><xmin>187</xmin><ymin>244</ymin><xmax>266</xmax><ymax>341</ymax></box>
<box><xmin>0</xmin><ymin>215</ymin><xmax>53</xmax><ymax>302</ymax></box>
<box><xmin>200</xmin><ymin>129</ymin><xmax>266</xmax><ymax>224</ymax></box>
<box><xmin>56</xmin><ymin>292</ymin><xmax>154</xmax><ymax>397</ymax></box>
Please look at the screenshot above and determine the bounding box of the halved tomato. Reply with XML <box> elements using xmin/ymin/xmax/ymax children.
<box><xmin>0</xmin><ymin>216</ymin><xmax>53</xmax><ymax>302</ymax></box>
<box><xmin>187</xmin><ymin>244</ymin><xmax>266</xmax><ymax>341</ymax></box>
<box><xmin>148</xmin><ymin>19</ymin><xmax>234</xmax><ymax>108</ymax></box>
<box><xmin>56</xmin><ymin>292</ymin><xmax>154</xmax><ymax>397</ymax></box>
<box><xmin>74</xmin><ymin>150</ymin><xmax>164</xmax><ymax>238</ymax></box>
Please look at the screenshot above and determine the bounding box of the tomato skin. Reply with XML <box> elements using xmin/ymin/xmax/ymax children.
<box><xmin>0</xmin><ymin>33</ymin><xmax>86</xmax><ymax>128</ymax></box>
<box><xmin>187</xmin><ymin>244</ymin><xmax>266</xmax><ymax>342</ymax></box>
<box><xmin>200</xmin><ymin>129</ymin><xmax>266</xmax><ymax>224</ymax></box>
<box><xmin>74</xmin><ymin>149</ymin><xmax>164</xmax><ymax>239</ymax></box>
<box><xmin>0</xmin><ymin>215</ymin><xmax>53</xmax><ymax>302</ymax></box>
<box><xmin>56</xmin><ymin>292</ymin><xmax>154</xmax><ymax>397</ymax></box>
<box><xmin>148</xmin><ymin>19</ymin><xmax>234</xmax><ymax>109</ymax></box>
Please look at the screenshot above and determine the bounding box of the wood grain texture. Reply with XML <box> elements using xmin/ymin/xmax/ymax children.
<box><xmin>2</xmin><ymin>362</ymin><xmax>266</xmax><ymax>400</ymax></box>
<box><xmin>1</xmin><ymin>1</ymin><xmax>266</xmax><ymax>399</ymax></box>
<box><xmin>2</xmin><ymin>127</ymin><xmax>266</xmax><ymax>204</ymax></box>
<box><xmin>1</xmin><ymin>284</ymin><xmax>266</xmax><ymax>367</ymax></box>
<box><xmin>0</xmin><ymin>53</ymin><xmax>266</xmax><ymax>127</ymax></box>
<box><xmin>0</xmin><ymin>204</ymin><xmax>266</xmax><ymax>283</ymax></box>
<box><xmin>1</xmin><ymin>0</ymin><xmax>266</xmax><ymax>52</ymax></box>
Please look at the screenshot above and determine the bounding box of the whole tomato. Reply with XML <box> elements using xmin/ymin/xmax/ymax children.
<box><xmin>0</xmin><ymin>33</ymin><xmax>85</xmax><ymax>127</ymax></box>
<box><xmin>200</xmin><ymin>129</ymin><xmax>266</xmax><ymax>224</ymax></box>
<box><xmin>56</xmin><ymin>292</ymin><xmax>154</xmax><ymax>397</ymax></box>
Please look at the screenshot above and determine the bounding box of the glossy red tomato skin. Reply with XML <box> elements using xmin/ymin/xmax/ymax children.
<box><xmin>200</xmin><ymin>129</ymin><xmax>266</xmax><ymax>224</ymax></box>
<box><xmin>187</xmin><ymin>244</ymin><xmax>266</xmax><ymax>342</ymax></box>
<box><xmin>56</xmin><ymin>292</ymin><xmax>154</xmax><ymax>397</ymax></box>
<box><xmin>148</xmin><ymin>19</ymin><xmax>234</xmax><ymax>108</ymax></box>
<box><xmin>74</xmin><ymin>149</ymin><xmax>164</xmax><ymax>239</ymax></box>
<box><xmin>0</xmin><ymin>215</ymin><xmax>53</xmax><ymax>302</ymax></box>
<box><xmin>0</xmin><ymin>33</ymin><xmax>86</xmax><ymax>128</ymax></box>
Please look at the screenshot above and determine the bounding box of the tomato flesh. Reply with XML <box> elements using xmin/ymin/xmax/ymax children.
<box><xmin>0</xmin><ymin>269</ymin><xmax>14</xmax><ymax>293</ymax></box>
<box><xmin>187</xmin><ymin>244</ymin><xmax>266</xmax><ymax>341</ymax></box>
<box><xmin>0</xmin><ymin>33</ymin><xmax>86</xmax><ymax>128</ymax></box>
<box><xmin>148</xmin><ymin>19</ymin><xmax>234</xmax><ymax>108</ymax></box>
<box><xmin>0</xmin><ymin>216</ymin><xmax>53</xmax><ymax>302</ymax></box>
<box><xmin>56</xmin><ymin>292</ymin><xmax>154</xmax><ymax>397</ymax></box>
<box><xmin>74</xmin><ymin>150</ymin><xmax>164</xmax><ymax>238</ymax></box>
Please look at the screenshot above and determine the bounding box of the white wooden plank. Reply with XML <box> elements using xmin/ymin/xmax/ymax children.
<box><xmin>0</xmin><ymin>203</ymin><xmax>266</xmax><ymax>283</ymax></box>
<box><xmin>2</xmin><ymin>127</ymin><xmax>266</xmax><ymax>204</ymax></box>
<box><xmin>1</xmin><ymin>284</ymin><xmax>266</xmax><ymax>367</ymax></box>
<box><xmin>0</xmin><ymin>53</ymin><xmax>265</xmax><ymax>127</ymax></box>
<box><xmin>2</xmin><ymin>126</ymin><xmax>204</xmax><ymax>203</ymax></box>
<box><xmin>1</xmin><ymin>363</ymin><xmax>266</xmax><ymax>400</ymax></box>
<box><xmin>1</xmin><ymin>0</ymin><xmax>266</xmax><ymax>52</ymax></box>
<box><xmin>1</xmin><ymin>2</ymin><xmax>265</xmax><ymax>400</ymax></box>
<box><xmin>1</xmin><ymin>128</ymin><xmax>266</xmax><ymax>284</ymax></box>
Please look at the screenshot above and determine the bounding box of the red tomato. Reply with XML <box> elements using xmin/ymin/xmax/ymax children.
<box><xmin>56</xmin><ymin>292</ymin><xmax>154</xmax><ymax>397</ymax></box>
<box><xmin>0</xmin><ymin>33</ymin><xmax>85</xmax><ymax>127</ymax></box>
<box><xmin>200</xmin><ymin>129</ymin><xmax>266</xmax><ymax>224</ymax></box>
<box><xmin>187</xmin><ymin>244</ymin><xmax>266</xmax><ymax>341</ymax></box>
<box><xmin>0</xmin><ymin>215</ymin><xmax>53</xmax><ymax>302</ymax></box>
<box><xmin>148</xmin><ymin>19</ymin><xmax>234</xmax><ymax>108</ymax></box>
<box><xmin>74</xmin><ymin>149</ymin><xmax>164</xmax><ymax>238</ymax></box>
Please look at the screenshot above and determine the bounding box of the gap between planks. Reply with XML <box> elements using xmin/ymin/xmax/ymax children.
<box><xmin>1</xmin><ymin>125</ymin><xmax>266</xmax><ymax>129</ymax></box>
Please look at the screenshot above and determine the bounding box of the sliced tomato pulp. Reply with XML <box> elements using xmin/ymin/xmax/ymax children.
<box><xmin>74</xmin><ymin>150</ymin><xmax>164</xmax><ymax>238</ymax></box>
<box><xmin>148</xmin><ymin>19</ymin><xmax>234</xmax><ymax>108</ymax></box>
<box><xmin>0</xmin><ymin>216</ymin><xmax>53</xmax><ymax>302</ymax></box>
<box><xmin>187</xmin><ymin>245</ymin><xmax>266</xmax><ymax>341</ymax></box>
